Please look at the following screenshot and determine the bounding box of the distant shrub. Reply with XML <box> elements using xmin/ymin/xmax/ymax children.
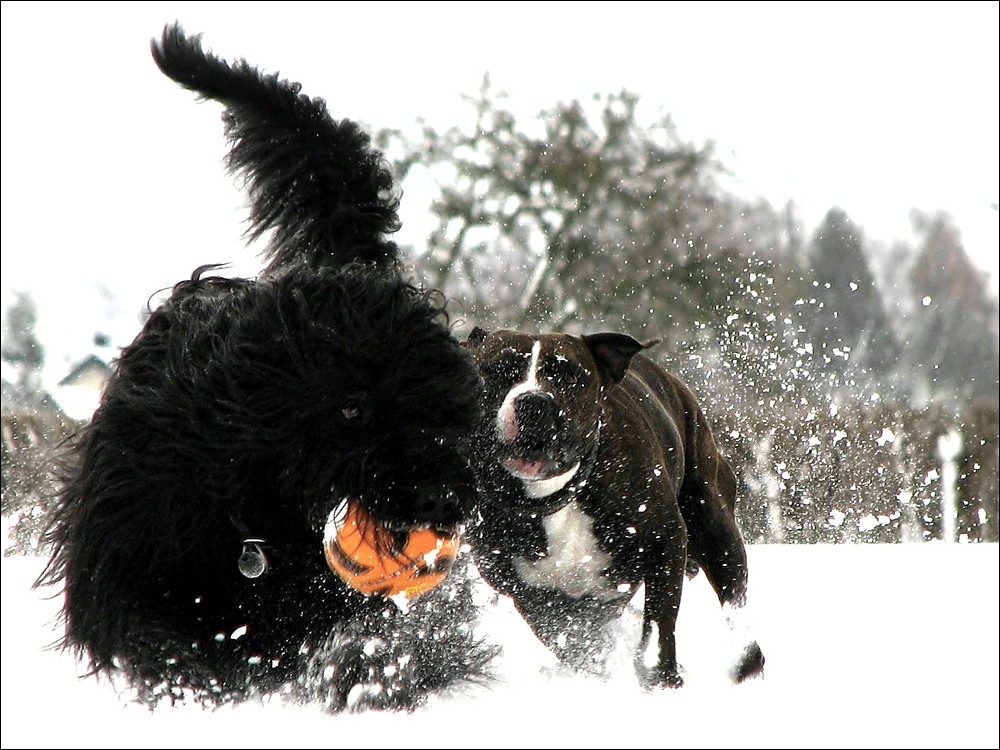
<box><xmin>2</xmin><ymin>409</ymin><xmax>78</xmax><ymax>555</ymax></box>
<box><xmin>713</xmin><ymin>400</ymin><xmax>998</xmax><ymax>543</ymax></box>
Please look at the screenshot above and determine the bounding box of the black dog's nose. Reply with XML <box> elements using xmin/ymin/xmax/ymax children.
<box><xmin>514</xmin><ymin>391</ymin><xmax>559</xmax><ymax>440</ymax></box>
<box><xmin>418</xmin><ymin>488</ymin><xmax>470</xmax><ymax>526</ymax></box>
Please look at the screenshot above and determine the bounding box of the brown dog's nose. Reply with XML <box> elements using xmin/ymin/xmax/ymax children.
<box><xmin>513</xmin><ymin>391</ymin><xmax>559</xmax><ymax>443</ymax></box>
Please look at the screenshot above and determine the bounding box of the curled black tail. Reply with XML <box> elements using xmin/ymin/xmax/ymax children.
<box><xmin>151</xmin><ymin>22</ymin><xmax>400</xmax><ymax>273</ymax></box>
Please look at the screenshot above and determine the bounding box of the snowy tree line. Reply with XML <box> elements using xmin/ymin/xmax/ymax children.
<box><xmin>381</xmin><ymin>81</ymin><xmax>998</xmax><ymax>411</ymax></box>
<box><xmin>378</xmin><ymin>80</ymin><xmax>998</xmax><ymax>542</ymax></box>
<box><xmin>715</xmin><ymin>401</ymin><xmax>997</xmax><ymax>543</ymax></box>
<box><xmin>2</xmin><ymin>82</ymin><xmax>998</xmax><ymax>549</ymax></box>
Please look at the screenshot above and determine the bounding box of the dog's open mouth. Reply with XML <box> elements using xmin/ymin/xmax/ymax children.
<box><xmin>502</xmin><ymin>455</ymin><xmax>551</xmax><ymax>480</ymax></box>
<box><xmin>323</xmin><ymin>499</ymin><xmax>460</xmax><ymax>605</ymax></box>
<box><xmin>501</xmin><ymin>449</ymin><xmax>578</xmax><ymax>481</ymax></box>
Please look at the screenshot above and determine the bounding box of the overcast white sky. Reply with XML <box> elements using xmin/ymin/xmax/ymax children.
<box><xmin>2</xmin><ymin>1</ymin><xmax>998</xmax><ymax>387</ymax></box>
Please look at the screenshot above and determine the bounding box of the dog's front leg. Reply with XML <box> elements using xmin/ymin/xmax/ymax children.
<box><xmin>511</xmin><ymin>587</ymin><xmax>625</xmax><ymax>677</ymax></box>
<box><xmin>300</xmin><ymin>567</ymin><xmax>498</xmax><ymax>712</ymax></box>
<box><xmin>635</xmin><ymin>526</ymin><xmax>687</xmax><ymax>689</ymax></box>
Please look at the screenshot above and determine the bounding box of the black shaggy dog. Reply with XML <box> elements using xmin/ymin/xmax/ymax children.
<box><xmin>35</xmin><ymin>23</ymin><xmax>496</xmax><ymax>713</ymax></box>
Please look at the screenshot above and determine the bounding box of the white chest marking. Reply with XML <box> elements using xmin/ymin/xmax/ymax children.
<box><xmin>513</xmin><ymin>500</ymin><xmax>619</xmax><ymax>601</ymax></box>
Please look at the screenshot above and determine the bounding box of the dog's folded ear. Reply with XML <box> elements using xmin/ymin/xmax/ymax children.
<box><xmin>466</xmin><ymin>326</ymin><xmax>490</xmax><ymax>349</ymax></box>
<box><xmin>582</xmin><ymin>332</ymin><xmax>652</xmax><ymax>385</ymax></box>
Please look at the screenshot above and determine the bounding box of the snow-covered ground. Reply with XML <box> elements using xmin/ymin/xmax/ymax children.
<box><xmin>2</xmin><ymin>542</ymin><xmax>997</xmax><ymax>749</ymax></box>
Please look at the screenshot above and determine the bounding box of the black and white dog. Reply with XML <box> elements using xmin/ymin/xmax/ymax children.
<box><xmin>465</xmin><ymin>327</ymin><xmax>764</xmax><ymax>688</ymax></box>
<box><xmin>36</xmin><ymin>24</ymin><xmax>496</xmax><ymax>713</ymax></box>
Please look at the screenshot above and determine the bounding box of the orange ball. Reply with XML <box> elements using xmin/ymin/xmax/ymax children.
<box><xmin>323</xmin><ymin>499</ymin><xmax>460</xmax><ymax>601</ymax></box>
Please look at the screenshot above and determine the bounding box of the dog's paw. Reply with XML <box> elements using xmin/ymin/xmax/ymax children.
<box><xmin>298</xmin><ymin>633</ymin><xmax>396</xmax><ymax>713</ymax></box>
<box><xmin>343</xmin><ymin>679</ymin><xmax>391</xmax><ymax>712</ymax></box>
<box><xmin>729</xmin><ymin>641</ymin><xmax>765</xmax><ymax>683</ymax></box>
<box><xmin>298</xmin><ymin>582</ymin><xmax>500</xmax><ymax>713</ymax></box>
<box><xmin>637</xmin><ymin>663</ymin><xmax>685</xmax><ymax>690</ymax></box>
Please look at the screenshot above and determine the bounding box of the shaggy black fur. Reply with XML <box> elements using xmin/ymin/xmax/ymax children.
<box><xmin>35</xmin><ymin>23</ymin><xmax>496</xmax><ymax>712</ymax></box>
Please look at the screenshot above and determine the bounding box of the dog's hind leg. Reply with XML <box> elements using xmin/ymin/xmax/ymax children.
<box><xmin>678</xmin><ymin>412</ymin><xmax>765</xmax><ymax>683</ymax></box>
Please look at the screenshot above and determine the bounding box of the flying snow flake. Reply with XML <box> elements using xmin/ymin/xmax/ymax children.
<box><xmin>858</xmin><ymin>514</ymin><xmax>891</xmax><ymax>532</ymax></box>
<box><xmin>390</xmin><ymin>592</ymin><xmax>412</xmax><ymax>613</ymax></box>
<box><xmin>876</xmin><ymin>428</ymin><xmax>896</xmax><ymax>447</ymax></box>
<box><xmin>230</xmin><ymin>625</ymin><xmax>248</xmax><ymax>640</ymax></box>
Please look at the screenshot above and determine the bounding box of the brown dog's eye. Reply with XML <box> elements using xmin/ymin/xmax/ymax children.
<box><xmin>484</xmin><ymin>356</ymin><xmax>523</xmax><ymax>384</ymax></box>
<box><xmin>546</xmin><ymin>357</ymin><xmax>588</xmax><ymax>389</ymax></box>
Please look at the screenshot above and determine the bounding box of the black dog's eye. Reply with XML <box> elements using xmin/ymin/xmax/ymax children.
<box><xmin>340</xmin><ymin>399</ymin><xmax>365</xmax><ymax>422</ymax></box>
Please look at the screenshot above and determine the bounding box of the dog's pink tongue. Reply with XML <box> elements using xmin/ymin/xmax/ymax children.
<box><xmin>502</xmin><ymin>456</ymin><xmax>547</xmax><ymax>480</ymax></box>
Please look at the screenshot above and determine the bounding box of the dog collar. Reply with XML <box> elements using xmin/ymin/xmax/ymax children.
<box><xmin>521</xmin><ymin>462</ymin><xmax>581</xmax><ymax>499</ymax></box>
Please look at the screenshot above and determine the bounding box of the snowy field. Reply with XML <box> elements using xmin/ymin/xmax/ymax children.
<box><xmin>2</xmin><ymin>542</ymin><xmax>998</xmax><ymax>749</ymax></box>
